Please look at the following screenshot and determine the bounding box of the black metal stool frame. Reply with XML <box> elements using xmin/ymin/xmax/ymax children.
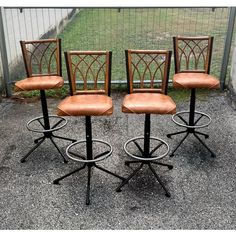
<box><xmin>167</xmin><ymin>88</ymin><xmax>215</xmax><ymax>157</ymax></box>
<box><xmin>116</xmin><ymin>114</ymin><xmax>173</xmax><ymax>197</ymax></box>
<box><xmin>20</xmin><ymin>89</ymin><xmax>76</xmax><ymax>163</ymax></box>
<box><xmin>116</xmin><ymin>49</ymin><xmax>174</xmax><ymax>196</ymax></box>
<box><xmin>19</xmin><ymin>39</ymin><xmax>76</xmax><ymax>163</ymax></box>
<box><xmin>53</xmin><ymin>116</ymin><xmax>125</xmax><ymax>205</ymax></box>
<box><xmin>53</xmin><ymin>51</ymin><xmax>125</xmax><ymax>205</ymax></box>
<box><xmin>166</xmin><ymin>36</ymin><xmax>216</xmax><ymax>158</ymax></box>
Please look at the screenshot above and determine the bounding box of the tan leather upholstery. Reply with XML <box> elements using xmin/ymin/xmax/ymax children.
<box><xmin>173</xmin><ymin>73</ymin><xmax>220</xmax><ymax>89</ymax></box>
<box><xmin>122</xmin><ymin>93</ymin><xmax>176</xmax><ymax>114</ymax></box>
<box><xmin>15</xmin><ymin>76</ymin><xmax>64</xmax><ymax>91</ymax></box>
<box><xmin>57</xmin><ymin>94</ymin><xmax>113</xmax><ymax>116</ymax></box>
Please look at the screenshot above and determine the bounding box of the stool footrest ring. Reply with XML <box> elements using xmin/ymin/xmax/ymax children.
<box><xmin>27</xmin><ymin>115</ymin><xmax>67</xmax><ymax>133</ymax></box>
<box><xmin>171</xmin><ymin>110</ymin><xmax>211</xmax><ymax>129</ymax></box>
<box><xmin>66</xmin><ymin>139</ymin><xmax>112</xmax><ymax>163</ymax></box>
<box><xmin>124</xmin><ymin>136</ymin><xmax>169</xmax><ymax>161</ymax></box>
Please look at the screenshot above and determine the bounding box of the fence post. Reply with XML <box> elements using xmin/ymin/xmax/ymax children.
<box><xmin>220</xmin><ymin>7</ymin><xmax>236</xmax><ymax>91</ymax></box>
<box><xmin>0</xmin><ymin>7</ymin><xmax>11</xmax><ymax>97</ymax></box>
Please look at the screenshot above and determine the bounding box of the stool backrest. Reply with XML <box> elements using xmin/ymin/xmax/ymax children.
<box><xmin>173</xmin><ymin>36</ymin><xmax>213</xmax><ymax>74</ymax></box>
<box><xmin>20</xmin><ymin>38</ymin><xmax>62</xmax><ymax>77</ymax></box>
<box><xmin>125</xmin><ymin>50</ymin><xmax>172</xmax><ymax>95</ymax></box>
<box><xmin>64</xmin><ymin>51</ymin><xmax>112</xmax><ymax>96</ymax></box>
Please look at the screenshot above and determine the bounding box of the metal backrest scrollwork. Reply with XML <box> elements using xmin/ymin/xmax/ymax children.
<box><xmin>125</xmin><ymin>50</ymin><xmax>172</xmax><ymax>95</ymax></box>
<box><xmin>20</xmin><ymin>38</ymin><xmax>62</xmax><ymax>77</ymax></box>
<box><xmin>173</xmin><ymin>36</ymin><xmax>213</xmax><ymax>74</ymax></box>
<box><xmin>64</xmin><ymin>51</ymin><xmax>112</xmax><ymax>96</ymax></box>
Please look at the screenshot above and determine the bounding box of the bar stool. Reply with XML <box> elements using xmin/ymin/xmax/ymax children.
<box><xmin>53</xmin><ymin>51</ymin><xmax>124</xmax><ymax>205</ymax></box>
<box><xmin>15</xmin><ymin>39</ymin><xmax>76</xmax><ymax>163</ymax></box>
<box><xmin>167</xmin><ymin>36</ymin><xmax>220</xmax><ymax>157</ymax></box>
<box><xmin>115</xmin><ymin>50</ymin><xmax>176</xmax><ymax>197</ymax></box>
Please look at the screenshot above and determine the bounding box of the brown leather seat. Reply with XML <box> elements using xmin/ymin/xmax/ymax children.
<box><xmin>173</xmin><ymin>73</ymin><xmax>220</xmax><ymax>89</ymax></box>
<box><xmin>15</xmin><ymin>76</ymin><xmax>64</xmax><ymax>91</ymax></box>
<box><xmin>57</xmin><ymin>94</ymin><xmax>113</xmax><ymax>116</ymax></box>
<box><xmin>122</xmin><ymin>93</ymin><xmax>176</xmax><ymax>115</ymax></box>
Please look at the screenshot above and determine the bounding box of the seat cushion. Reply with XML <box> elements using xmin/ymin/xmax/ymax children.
<box><xmin>57</xmin><ymin>94</ymin><xmax>113</xmax><ymax>116</ymax></box>
<box><xmin>122</xmin><ymin>93</ymin><xmax>176</xmax><ymax>114</ymax></box>
<box><xmin>15</xmin><ymin>76</ymin><xmax>64</xmax><ymax>91</ymax></box>
<box><xmin>173</xmin><ymin>73</ymin><xmax>220</xmax><ymax>89</ymax></box>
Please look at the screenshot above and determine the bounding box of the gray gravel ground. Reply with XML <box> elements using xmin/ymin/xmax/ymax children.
<box><xmin>0</xmin><ymin>91</ymin><xmax>236</xmax><ymax>229</ymax></box>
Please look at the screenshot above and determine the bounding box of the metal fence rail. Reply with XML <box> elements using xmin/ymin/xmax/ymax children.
<box><xmin>0</xmin><ymin>7</ymin><xmax>235</xmax><ymax>96</ymax></box>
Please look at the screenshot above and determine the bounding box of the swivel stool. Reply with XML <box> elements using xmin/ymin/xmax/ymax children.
<box><xmin>53</xmin><ymin>51</ymin><xmax>124</xmax><ymax>205</ymax></box>
<box><xmin>116</xmin><ymin>50</ymin><xmax>176</xmax><ymax>197</ymax></box>
<box><xmin>167</xmin><ymin>36</ymin><xmax>220</xmax><ymax>157</ymax></box>
<box><xmin>15</xmin><ymin>39</ymin><xmax>76</xmax><ymax>163</ymax></box>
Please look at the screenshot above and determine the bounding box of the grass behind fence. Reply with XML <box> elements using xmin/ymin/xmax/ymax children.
<box><xmin>58</xmin><ymin>8</ymin><xmax>230</xmax><ymax>82</ymax></box>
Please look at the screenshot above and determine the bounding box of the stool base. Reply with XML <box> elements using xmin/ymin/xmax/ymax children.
<box><xmin>117</xmin><ymin>114</ymin><xmax>172</xmax><ymax>197</ymax></box>
<box><xmin>20</xmin><ymin>90</ymin><xmax>76</xmax><ymax>163</ymax></box>
<box><xmin>53</xmin><ymin>162</ymin><xmax>125</xmax><ymax>205</ymax></box>
<box><xmin>116</xmin><ymin>161</ymin><xmax>172</xmax><ymax>197</ymax></box>
<box><xmin>167</xmin><ymin>128</ymin><xmax>215</xmax><ymax>157</ymax></box>
<box><xmin>167</xmin><ymin>88</ymin><xmax>216</xmax><ymax>158</ymax></box>
<box><xmin>20</xmin><ymin>132</ymin><xmax>76</xmax><ymax>163</ymax></box>
<box><xmin>53</xmin><ymin>116</ymin><xmax>125</xmax><ymax>205</ymax></box>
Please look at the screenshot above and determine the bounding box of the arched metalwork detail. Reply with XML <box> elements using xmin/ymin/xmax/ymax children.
<box><xmin>125</xmin><ymin>50</ymin><xmax>172</xmax><ymax>95</ymax></box>
<box><xmin>20</xmin><ymin>39</ymin><xmax>61</xmax><ymax>77</ymax></box>
<box><xmin>64</xmin><ymin>51</ymin><xmax>112</xmax><ymax>96</ymax></box>
<box><xmin>174</xmin><ymin>36</ymin><xmax>213</xmax><ymax>73</ymax></box>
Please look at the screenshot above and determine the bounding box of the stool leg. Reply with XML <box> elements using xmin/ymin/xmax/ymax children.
<box><xmin>20</xmin><ymin>137</ymin><xmax>45</xmax><ymax>163</ymax></box>
<box><xmin>53</xmin><ymin>164</ymin><xmax>86</xmax><ymax>184</ymax></box>
<box><xmin>149</xmin><ymin>142</ymin><xmax>164</xmax><ymax>156</ymax></box>
<box><xmin>167</xmin><ymin>130</ymin><xmax>188</xmax><ymax>138</ymax></box>
<box><xmin>132</xmin><ymin>140</ymin><xmax>144</xmax><ymax>155</ymax></box>
<box><xmin>34</xmin><ymin>136</ymin><xmax>45</xmax><ymax>144</ymax></box>
<box><xmin>67</xmin><ymin>150</ymin><xmax>86</xmax><ymax>160</ymax></box>
<box><xmin>169</xmin><ymin>132</ymin><xmax>189</xmax><ymax>157</ymax></box>
<box><xmin>193</xmin><ymin>133</ymin><xmax>216</xmax><ymax>157</ymax></box>
<box><xmin>194</xmin><ymin>114</ymin><xmax>204</xmax><ymax>125</ymax></box>
<box><xmin>176</xmin><ymin>114</ymin><xmax>189</xmax><ymax>125</ymax></box>
<box><xmin>37</xmin><ymin>118</ymin><xmax>45</xmax><ymax>128</ymax></box>
<box><xmin>194</xmin><ymin>131</ymin><xmax>209</xmax><ymax>139</ymax></box>
<box><xmin>93</xmin><ymin>150</ymin><xmax>110</xmax><ymax>160</ymax></box>
<box><xmin>52</xmin><ymin>134</ymin><xmax>76</xmax><ymax>143</ymax></box>
<box><xmin>148</xmin><ymin>163</ymin><xmax>171</xmax><ymax>197</ymax></box>
<box><xmin>150</xmin><ymin>161</ymin><xmax>173</xmax><ymax>170</ymax></box>
<box><xmin>49</xmin><ymin>137</ymin><xmax>68</xmax><ymax>163</ymax></box>
<box><xmin>94</xmin><ymin>164</ymin><xmax>125</xmax><ymax>180</ymax></box>
<box><xmin>116</xmin><ymin>163</ymin><xmax>144</xmax><ymax>192</ymax></box>
<box><xmin>86</xmin><ymin>165</ymin><xmax>92</xmax><ymax>205</ymax></box>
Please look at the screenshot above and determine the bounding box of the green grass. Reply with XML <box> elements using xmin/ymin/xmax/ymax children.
<box><xmin>14</xmin><ymin>86</ymin><xmax>70</xmax><ymax>99</ymax></box>
<box><xmin>58</xmin><ymin>8</ymin><xmax>230</xmax><ymax>81</ymax></box>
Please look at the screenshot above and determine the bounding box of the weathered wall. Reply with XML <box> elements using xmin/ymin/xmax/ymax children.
<box><xmin>0</xmin><ymin>8</ymin><xmax>78</xmax><ymax>96</ymax></box>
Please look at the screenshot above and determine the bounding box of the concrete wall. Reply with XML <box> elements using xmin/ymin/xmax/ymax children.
<box><xmin>2</xmin><ymin>8</ymin><xmax>76</xmax><ymax>66</ymax></box>
<box><xmin>0</xmin><ymin>8</ymin><xmax>77</xmax><ymax>92</ymax></box>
